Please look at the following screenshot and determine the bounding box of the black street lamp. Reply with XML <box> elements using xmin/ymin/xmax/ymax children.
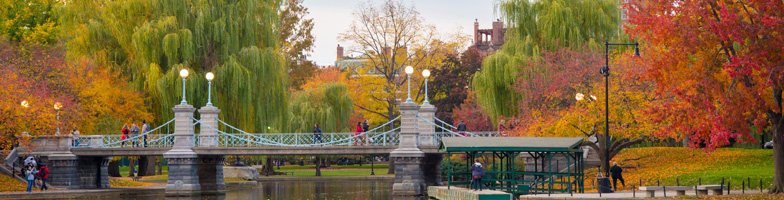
<box><xmin>370</xmin><ymin>154</ymin><xmax>375</xmax><ymax>175</ymax></box>
<box><xmin>601</xmin><ymin>40</ymin><xmax>640</xmax><ymax>177</ymax></box>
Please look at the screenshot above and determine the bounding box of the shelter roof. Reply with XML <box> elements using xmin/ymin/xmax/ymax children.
<box><xmin>438</xmin><ymin>137</ymin><xmax>584</xmax><ymax>152</ymax></box>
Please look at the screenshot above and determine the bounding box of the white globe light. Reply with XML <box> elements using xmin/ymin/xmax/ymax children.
<box><xmin>206</xmin><ymin>72</ymin><xmax>214</xmax><ymax>81</ymax></box>
<box><xmin>405</xmin><ymin>66</ymin><xmax>413</xmax><ymax>75</ymax></box>
<box><xmin>54</xmin><ymin>102</ymin><xmax>62</xmax><ymax>110</ymax></box>
<box><xmin>21</xmin><ymin>100</ymin><xmax>29</xmax><ymax>108</ymax></box>
<box><xmin>180</xmin><ymin>69</ymin><xmax>189</xmax><ymax>78</ymax></box>
<box><xmin>575</xmin><ymin>93</ymin><xmax>585</xmax><ymax>101</ymax></box>
<box><xmin>422</xmin><ymin>69</ymin><xmax>430</xmax><ymax>78</ymax></box>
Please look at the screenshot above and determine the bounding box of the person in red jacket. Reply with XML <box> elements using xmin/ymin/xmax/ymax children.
<box><xmin>121</xmin><ymin>124</ymin><xmax>130</xmax><ymax>147</ymax></box>
<box><xmin>354</xmin><ymin>122</ymin><xmax>364</xmax><ymax>146</ymax></box>
<box><xmin>38</xmin><ymin>164</ymin><xmax>49</xmax><ymax>191</ymax></box>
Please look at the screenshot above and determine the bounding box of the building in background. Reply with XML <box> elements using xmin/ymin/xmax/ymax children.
<box><xmin>472</xmin><ymin>19</ymin><xmax>506</xmax><ymax>58</ymax></box>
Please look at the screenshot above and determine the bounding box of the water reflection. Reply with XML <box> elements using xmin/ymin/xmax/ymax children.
<box><xmin>10</xmin><ymin>180</ymin><xmax>429</xmax><ymax>200</ymax></box>
<box><xmin>234</xmin><ymin>180</ymin><xmax>427</xmax><ymax>200</ymax></box>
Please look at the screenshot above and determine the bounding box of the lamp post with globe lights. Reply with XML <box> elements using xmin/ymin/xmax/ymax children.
<box><xmin>405</xmin><ymin>66</ymin><xmax>414</xmax><ymax>103</ymax></box>
<box><xmin>600</xmin><ymin>40</ymin><xmax>640</xmax><ymax>178</ymax></box>
<box><xmin>21</xmin><ymin>100</ymin><xmax>29</xmax><ymax>135</ymax></box>
<box><xmin>180</xmin><ymin>69</ymin><xmax>189</xmax><ymax>105</ymax></box>
<box><xmin>422</xmin><ymin>69</ymin><xmax>431</xmax><ymax>105</ymax></box>
<box><xmin>206</xmin><ymin>72</ymin><xmax>214</xmax><ymax>107</ymax></box>
<box><xmin>54</xmin><ymin>102</ymin><xmax>62</xmax><ymax>136</ymax></box>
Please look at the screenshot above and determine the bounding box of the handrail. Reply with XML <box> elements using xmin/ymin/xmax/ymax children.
<box><xmin>74</xmin><ymin>118</ymin><xmax>175</xmax><ymax>148</ymax></box>
<box><xmin>417</xmin><ymin>115</ymin><xmax>478</xmax><ymax>137</ymax></box>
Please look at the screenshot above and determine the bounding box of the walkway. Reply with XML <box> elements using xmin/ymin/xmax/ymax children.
<box><xmin>519</xmin><ymin>189</ymin><xmax>769</xmax><ymax>199</ymax></box>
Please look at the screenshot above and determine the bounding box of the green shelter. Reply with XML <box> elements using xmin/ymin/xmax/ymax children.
<box><xmin>439</xmin><ymin>137</ymin><xmax>585</xmax><ymax>196</ymax></box>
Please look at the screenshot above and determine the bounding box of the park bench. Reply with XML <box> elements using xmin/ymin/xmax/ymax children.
<box><xmin>638</xmin><ymin>186</ymin><xmax>693</xmax><ymax>197</ymax></box>
<box><xmin>697</xmin><ymin>185</ymin><xmax>727</xmax><ymax>195</ymax></box>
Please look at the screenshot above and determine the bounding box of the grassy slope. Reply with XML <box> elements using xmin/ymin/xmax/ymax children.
<box><xmin>583</xmin><ymin>147</ymin><xmax>773</xmax><ymax>190</ymax></box>
<box><xmin>0</xmin><ymin>174</ymin><xmax>27</xmax><ymax>192</ymax></box>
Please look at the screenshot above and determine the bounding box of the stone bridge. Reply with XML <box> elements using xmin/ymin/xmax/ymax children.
<box><xmin>15</xmin><ymin>101</ymin><xmax>464</xmax><ymax>196</ymax></box>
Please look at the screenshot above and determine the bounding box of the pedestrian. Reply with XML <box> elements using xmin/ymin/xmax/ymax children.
<box><xmin>38</xmin><ymin>163</ymin><xmax>49</xmax><ymax>191</ymax></box>
<box><xmin>25</xmin><ymin>165</ymin><xmax>38</xmax><ymax>192</ymax></box>
<box><xmin>470</xmin><ymin>159</ymin><xmax>485</xmax><ymax>191</ymax></box>
<box><xmin>498</xmin><ymin>120</ymin><xmax>506</xmax><ymax>137</ymax></box>
<box><xmin>142</xmin><ymin>120</ymin><xmax>150</xmax><ymax>147</ymax></box>
<box><xmin>71</xmin><ymin>127</ymin><xmax>80</xmax><ymax>147</ymax></box>
<box><xmin>121</xmin><ymin>124</ymin><xmax>130</xmax><ymax>147</ymax></box>
<box><xmin>457</xmin><ymin>120</ymin><xmax>467</xmax><ymax>136</ymax></box>
<box><xmin>24</xmin><ymin>155</ymin><xmax>37</xmax><ymax>168</ymax></box>
<box><xmin>354</xmin><ymin>122</ymin><xmax>364</xmax><ymax>146</ymax></box>
<box><xmin>313</xmin><ymin>123</ymin><xmax>323</xmax><ymax>145</ymax></box>
<box><xmin>362</xmin><ymin>119</ymin><xmax>370</xmax><ymax>132</ymax></box>
<box><xmin>610</xmin><ymin>162</ymin><xmax>625</xmax><ymax>191</ymax></box>
<box><xmin>130</xmin><ymin>122</ymin><xmax>140</xmax><ymax>147</ymax></box>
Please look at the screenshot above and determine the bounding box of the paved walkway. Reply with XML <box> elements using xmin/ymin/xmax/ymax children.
<box><xmin>519</xmin><ymin>189</ymin><xmax>768</xmax><ymax>199</ymax></box>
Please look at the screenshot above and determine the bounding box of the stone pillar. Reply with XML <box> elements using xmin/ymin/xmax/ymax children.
<box><xmin>391</xmin><ymin>102</ymin><xmax>426</xmax><ymax>196</ymax></box>
<box><xmin>47</xmin><ymin>151</ymin><xmax>80</xmax><ymax>189</ymax></box>
<box><xmin>198</xmin><ymin>106</ymin><xmax>220</xmax><ymax>147</ymax></box>
<box><xmin>164</xmin><ymin>104</ymin><xmax>200</xmax><ymax>196</ymax></box>
<box><xmin>417</xmin><ymin>104</ymin><xmax>437</xmax><ymax>146</ymax></box>
<box><xmin>198</xmin><ymin>155</ymin><xmax>226</xmax><ymax>194</ymax></box>
<box><xmin>423</xmin><ymin>154</ymin><xmax>444</xmax><ymax>187</ymax></box>
<box><xmin>77</xmin><ymin>156</ymin><xmax>112</xmax><ymax>189</ymax></box>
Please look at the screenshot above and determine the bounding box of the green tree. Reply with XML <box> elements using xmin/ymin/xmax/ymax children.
<box><xmin>288</xmin><ymin>83</ymin><xmax>354</xmax><ymax>133</ymax></box>
<box><xmin>472</xmin><ymin>0</ymin><xmax>619</xmax><ymax>122</ymax></box>
<box><xmin>60</xmin><ymin>0</ymin><xmax>288</xmax><ymax>132</ymax></box>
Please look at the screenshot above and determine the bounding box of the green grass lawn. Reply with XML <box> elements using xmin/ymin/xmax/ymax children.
<box><xmin>600</xmin><ymin>147</ymin><xmax>774</xmax><ymax>191</ymax></box>
<box><xmin>119</xmin><ymin>166</ymin><xmax>168</xmax><ymax>177</ymax></box>
<box><xmin>277</xmin><ymin>164</ymin><xmax>389</xmax><ymax>170</ymax></box>
<box><xmin>276</xmin><ymin>168</ymin><xmax>389</xmax><ymax>177</ymax></box>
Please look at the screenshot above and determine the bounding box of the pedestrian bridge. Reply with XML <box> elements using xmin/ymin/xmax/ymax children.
<box><xmin>16</xmin><ymin>102</ymin><xmax>493</xmax><ymax>196</ymax></box>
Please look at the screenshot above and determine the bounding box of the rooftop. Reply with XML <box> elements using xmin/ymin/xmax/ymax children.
<box><xmin>439</xmin><ymin>137</ymin><xmax>584</xmax><ymax>152</ymax></box>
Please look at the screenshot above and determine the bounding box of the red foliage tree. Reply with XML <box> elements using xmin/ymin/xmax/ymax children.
<box><xmin>626</xmin><ymin>0</ymin><xmax>784</xmax><ymax>192</ymax></box>
<box><xmin>452</xmin><ymin>92</ymin><xmax>494</xmax><ymax>132</ymax></box>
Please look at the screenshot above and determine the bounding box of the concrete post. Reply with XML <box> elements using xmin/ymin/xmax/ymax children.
<box><xmin>164</xmin><ymin>104</ymin><xmax>200</xmax><ymax>196</ymax></box>
<box><xmin>417</xmin><ymin>104</ymin><xmax>437</xmax><ymax>146</ymax></box>
<box><xmin>198</xmin><ymin>106</ymin><xmax>220</xmax><ymax>147</ymax></box>
<box><xmin>391</xmin><ymin>102</ymin><xmax>426</xmax><ymax>196</ymax></box>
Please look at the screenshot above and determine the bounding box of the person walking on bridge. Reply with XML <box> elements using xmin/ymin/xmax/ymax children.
<box><xmin>142</xmin><ymin>120</ymin><xmax>150</xmax><ymax>147</ymax></box>
<box><xmin>130</xmin><ymin>122</ymin><xmax>140</xmax><ymax>147</ymax></box>
<box><xmin>313</xmin><ymin>123</ymin><xmax>323</xmax><ymax>145</ymax></box>
<box><xmin>121</xmin><ymin>124</ymin><xmax>129</xmax><ymax>147</ymax></box>
<box><xmin>457</xmin><ymin>120</ymin><xmax>467</xmax><ymax>136</ymax></box>
<box><xmin>354</xmin><ymin>122</ymin><xmax>364</xmax><ymax>146</ymax></box>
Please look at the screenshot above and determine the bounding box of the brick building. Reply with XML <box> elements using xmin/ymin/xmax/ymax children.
<box><xmin>472</xmin><ymin>19</ymin><xmax>506</xmax><ymax>57</ymax></box>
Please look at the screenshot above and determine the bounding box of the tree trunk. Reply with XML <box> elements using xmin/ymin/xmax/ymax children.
<box><xmin>156</xmin><ymin>157</ymin><xmax>163</xmax><ymax>175</ymax></box>
<box><xmin>769</xmin><ymin>114</ymin><xmax>784</xmax><ymax>193</ymax></box>
<box><xmin>138</xmin><ymin>156</ymin><xmax>156</xmax><ymax>176</ymax></box>
<box><xmin>388</xmin><ymin>159</ymin><xmax>395</xmax><ymax>174</ymax></box>
<box><xmin>128</xmin><ymin>158</ymin><xmax>135</xmax><ymax>177</ymax></box>
<box><xmin>262</xmin><ymin>157</ymin><xmax>274</xmax><ymax>176</ymax></box>
<box><xmin>108</xmin><ymin>160</ymin><xmax>121</xmax><ymax>177</ymax></box>
<box><xmin>315</xmin><ymin>156</ymin><xmax>321</xmax><ymax>177</ymax></box>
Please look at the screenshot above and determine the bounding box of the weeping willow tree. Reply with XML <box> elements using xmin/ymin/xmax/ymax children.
<box><xmin>288</xmin><ymin>83</ymin><xmax>354</xmax><ymax>133</ymax></box>
<box><xmin>59</xmin><ymin>0</ymin><xmax>289</xmax><ymax>132</ymax></box>
<box><xmin>473</xmin><ymin>0</ymin><xmax>619</xmax><ymax>122</ymax></box>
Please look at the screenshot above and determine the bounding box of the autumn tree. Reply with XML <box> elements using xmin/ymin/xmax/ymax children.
<box><xmin>279</xmin><ymin>0</ymin><xmax>317</xmax><ymax>90</ymax></box>
<box><xmin>0</xmin><ymin>0</ymin><xmax>60</xmax><ymax>44</ymax></box>
<box><xmin>626</xmin><ymin>0</ymin><xmax>784</xmax><ymax>192</ymax></box>
<box><xmin>472</xmin><ymin>0</ymin><xmax>620</xmax><ymax>122</ymax></box>
<box><xmin>427</xmin><ymin>47</ymin><xmax>483</xmax><ymax>124</ymax></box>
<box><xmin>452</xmin><ymin>92</ymin><xmax>494</xmax><ymax>132</ymax></box>
<box><xmin>510</xmin><ymin>48</ymin><xmax>654</xmax><ymax>176</ymax></box>
<box><xmin>339</xmin><ymin>0</ymin><xmax>467</xmax><ymax>124</ymax></box>
<box><xmin>60</xmin><ymin>0</ymin><xmax>288</xmax><ymax>132</ymax></box>
<box><xmin>0</xmin><ymin>39</ymin><xmax>151</xmax><ymax>149</ymax></box>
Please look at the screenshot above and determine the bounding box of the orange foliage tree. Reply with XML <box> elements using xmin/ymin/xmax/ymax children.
<box><xmin>626</xmin><ymin>0</ymin><xmax>784</xmax><ymax>192</ymax></box>
<box><xmin>0</xmin><ymin>40</ymin><xmax>151</xmax><ymax>149</ymax></box>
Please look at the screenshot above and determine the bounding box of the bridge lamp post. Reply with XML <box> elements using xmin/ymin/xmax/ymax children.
<box><xmin>600</xmin><ymin>40</ymin><xmax>640</xmax><ymax>177</ymax></box>
<box><xmin>422</xmin><ymin>69</ymin><xmax>431</xmax><ymax>105</ymax></box>
<box><xmin>370</xmin><ymin>155</ymin><xmax>375</xmax><ymax>175</ymax></box>
<box><xmin>180</xmin><ymin>69</ymin><xmax>189</xmax><ymax>105</ymax></box>
<box><xmin>405</xmin><ymin>66</ymin><xmax>414</xmax><ymax>103</ymax></box>
<box><xmin>205</xmin><ymin>72</ymin><xmax>214</xmax><ymax>107</ymax></box>
<box><xmin>54</xmin><ymin>102</ymin><xmax>62</xmax><ymax>136</ymax></box>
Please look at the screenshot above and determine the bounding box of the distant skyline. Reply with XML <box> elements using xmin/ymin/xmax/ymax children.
<box><xmin>302</xmin><ymin>0</ymin><xmax>497</xmax><ymax>66</ymax></box>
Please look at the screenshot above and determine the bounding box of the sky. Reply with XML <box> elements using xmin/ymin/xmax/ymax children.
<box><xmin>302</xmin><ymin>0</ymin><xmax>497</xmax><ymax>66</ymax></box>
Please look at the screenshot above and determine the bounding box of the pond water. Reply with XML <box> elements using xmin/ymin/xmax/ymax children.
<box><xmin>26</xmin><ymin>180</ymin><xmax>430</xmax><ymax>200</ymax></box>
